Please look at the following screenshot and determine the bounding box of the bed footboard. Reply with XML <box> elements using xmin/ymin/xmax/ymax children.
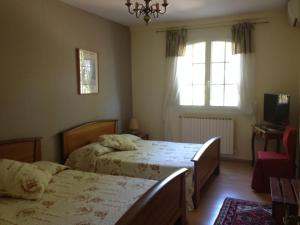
<box><xmin>116</xmin><ymin>168</ymin><xmax>188</xmax><ymax>225</ymax></box>
<box><xmin>192</xmin><ymin>137</ymin><xmax>221</xmax><ymax>208</ymax></box>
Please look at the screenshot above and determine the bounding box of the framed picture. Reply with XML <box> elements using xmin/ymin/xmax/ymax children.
<box><xmin>76</xmin><ymin>48</ymin><xmax>99</xmax><ymax>95</ymax></box>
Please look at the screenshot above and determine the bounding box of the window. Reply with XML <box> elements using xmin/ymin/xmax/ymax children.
<box><xmin>178</xmin><ymin>41</ymin><xmax>241</xmax><ymax>107</ymax></box>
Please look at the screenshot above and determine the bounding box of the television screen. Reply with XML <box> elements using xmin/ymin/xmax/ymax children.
<box><xmin>263</xmin><ymin>93</ymin><xmax>290</xmax><ymax>126</ymax></box>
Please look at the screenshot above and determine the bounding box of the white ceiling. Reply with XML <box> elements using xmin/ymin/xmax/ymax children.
<box><xmin>60</xmin><ymin>0</ymin><xmax>287</xmax><ymax>26</ymax></box>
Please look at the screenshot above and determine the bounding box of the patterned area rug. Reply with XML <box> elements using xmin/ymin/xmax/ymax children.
<box><xmin>214</xmin><ymin>197</ymin><xmax>275</xmax><ymax>225</ymax></box>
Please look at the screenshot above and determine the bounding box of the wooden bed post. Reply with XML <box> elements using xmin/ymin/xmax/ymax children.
<box><xmin>192</xmin><ymin>137</ymin><xmax>221</xmax><ymax>208</ymax></box>
<box><xmin>175</xmin><ymin>172</ymin><xmax>187</xmax><ymax>225</ymax></box>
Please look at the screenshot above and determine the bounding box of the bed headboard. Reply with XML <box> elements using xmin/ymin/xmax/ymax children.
<box><xmin>62</xmin><ymin>120</ymin><xmax>118</xmax><ymax>161</ymax></box>
<box><xmin>0</xmin><ymin>137</ymin><xmax>42</xmax><ymax>162</ymax></box>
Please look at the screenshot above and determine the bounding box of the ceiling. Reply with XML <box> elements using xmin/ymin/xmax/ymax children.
<box><xmin>60</xmin><ymin>0</ymin><xmax>287</xmax><ymax>26</ymax></box>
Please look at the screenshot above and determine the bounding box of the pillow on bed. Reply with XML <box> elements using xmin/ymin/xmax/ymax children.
<box><xmin>65</xmin><ymin>142</ymin><xmax>113</xmax><ymax>171</ymax></box>
<box><xmin>99</xmin><ymin>134</ymin><xmax>138</xmax><ymax>151</ymax></box>
<box><xmin>33</xmin><ymin>161</ymin><xmax>70</xmax><ymax>175</ymax></box>
<box><xmin>0</xmin><ymin>159</ymin><xmax>52</xmax><ymax>200</ymax></box>
<box><xmin>121</xmin><ymin>134</ymin><xmax>142</xmax><ymax>142</ymax></box>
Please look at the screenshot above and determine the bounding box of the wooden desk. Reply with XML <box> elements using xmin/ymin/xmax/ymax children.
<box><xmin>251</xmin><ymin>125</ymin><xmax>283</xmax><ymax>166</ymax></box>
<box><xmin>270</xmin><ymin>177</ymin><xmax>299</xmax><ymax>225</ymax></box>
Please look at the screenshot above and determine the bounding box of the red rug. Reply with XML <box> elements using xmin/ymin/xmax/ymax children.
<box><xmin>213</xmin><ymin>197</ymin><xmax>275</xmax><ymax>225</ymax></box>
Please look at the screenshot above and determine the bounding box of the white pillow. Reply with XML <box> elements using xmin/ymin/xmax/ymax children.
<box><xmin>65</xmin><ymin>142</ymin><xmax>113</xmax><ymax>171</ymax></box>
<box><xmin>121</xmin><ymin>134</ymin><xmax>142</xmax><ymax>142</ymax></box>
<box><xmin>0</xmin><ymin>159</ymin><xmax>52</xmax><ymax>200</ymax></box>
<box><xmin>99</xmin><ymin>134</ymin><xmax>138</xmax><ymax>151</ymax></box>
<box><xmin>33</xmin><ymin>161</ymin><xmax>70</xmax><ymax>175</ymax></box>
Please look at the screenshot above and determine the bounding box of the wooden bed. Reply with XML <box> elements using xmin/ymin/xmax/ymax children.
<box><xmin>62</xmin><ymin>119</ymin><xmax>221</xmax><ymax>208</ymax></box>
<box><xmin>0</xmin><ymin>137</ymin><xmax>187</xmax><ymax>225</ymax></box>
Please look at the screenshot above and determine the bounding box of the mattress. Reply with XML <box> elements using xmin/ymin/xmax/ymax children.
<box><xmin>0</xmin><ymin>169</ymin><xmax>156</xmax><ymax>225</ymax></box>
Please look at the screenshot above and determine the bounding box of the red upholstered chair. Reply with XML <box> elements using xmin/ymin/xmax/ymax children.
<box><xmin>251</xmin><ymin>126</ymin><xmax>297</xmax><ymax>193</ymax></box>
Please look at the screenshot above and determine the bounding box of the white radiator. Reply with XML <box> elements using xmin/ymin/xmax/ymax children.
<box><xmin>181</xmin><ymin>116</ymin><xmax>234</xmax><ymax>155</ymax></box>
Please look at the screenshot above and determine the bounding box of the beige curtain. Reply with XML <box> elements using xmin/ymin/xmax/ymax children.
<box><xmin>163</xmin><ymin>29</ymin><xmax>187</xmax><ymax>141</ymax></box>
<box><xmin>232</xmin><ymin>22</ymin><xmax>255</xmax><ymax>115</ymax></box>
<box><xmin>232</xmin><ymin>23</ymin><xmax>254</xmax><ymax>54</ymax></box>
<box><xmin>165</xmin><ymin>29</ymin><xmax>187</xmax><ymax>57</ymax></box>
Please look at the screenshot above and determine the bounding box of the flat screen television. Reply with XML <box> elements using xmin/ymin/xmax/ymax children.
<box><xmin>263</xmin><ymin>93</ymin><xmax>290</xmax><ymax>127</ymax></box>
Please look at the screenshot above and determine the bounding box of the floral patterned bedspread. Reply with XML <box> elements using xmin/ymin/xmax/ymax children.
<box><xmin>67</xmin><ymin>140</ymin><xmax>202</xmax><ymax>210</ymax></box>
<box><xmin>0</xmin><ymin>169</ymin><xmax>156</xmax><ymax>225</ymax></box>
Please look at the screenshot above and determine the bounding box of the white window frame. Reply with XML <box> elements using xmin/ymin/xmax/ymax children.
<box><xmin>178</xmin><ymin>40</ymin><xmax>241</xmax><ymax>110</ymax></box>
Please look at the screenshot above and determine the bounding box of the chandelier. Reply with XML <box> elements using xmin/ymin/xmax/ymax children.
<box><xmin>125</xmin><ymin>0</ymin><xmax>169</xmax><ymax>25</ymax></box>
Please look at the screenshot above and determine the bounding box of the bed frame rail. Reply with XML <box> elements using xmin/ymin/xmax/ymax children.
<box><xmin>116</xmin><ymin>168</ymin><xmax>188</xmax><ymax>225</ymax></box>
<box><xmin>192</xmin><ymin>137</ymin><xmax>221</xmax><ymax>208</ymax></box>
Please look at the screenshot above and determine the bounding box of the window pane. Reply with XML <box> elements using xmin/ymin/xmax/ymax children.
<box><xmin>225</xmin><ymin>63</ymin><xmax>238</xmax><ymax>84</ymax></box>
<box><xmin>180</xmin><ymin>85</ymin><xmax>193</xmax><ymax>105</ymax></box>
<box><xmin>193</xmin><ymin>85</ymin><xmax>205</xmax><ymax>106</ymax></box>
<box><xmin>192</xmin><ymin>64</ymin><xmax>205</xmax><ymax>84</ymax></box>
<box><xmin>211</xmin><ymin>41</ymin><xmax>225</xmax><ymax>63</ymax></box>
<box><xmin>224</xmin><ymin>85</ymin><xmax>239</xmax><ymax>106</ymax></box>
<box><xmin>178</xmin><ymin>43</ymin><xmax>207</xmax><ymax>106</ymax></box>
<box><xmin>210</xmin><ymin>85</ymin><xmax>224</xmax><ymax>106</ymax></box>
<box><xmin>178</xmin><ymin>41</ymin><xmax>240</xmax><ymax>107</ymax></box>
<box><xmin>193</xmin><ymin>42</ymin><xmax>206</xmax><ymax>63</ymax></box>
<box><xmin>177</xmin><ymin>58</ymin><xmax>193</xmax><ymax>85</ymax></box>
<box><xmin>211</xmin><ymin>63</ymin><xmax>224</xmax><ymax>84</ymax></box>
<box><xmin>184</xmin><ymin>45</ymin><xmax>193</xmax><ymax>62</ymax></box>
<box><xmin>225</xmin><ymin>42</ymin><xmax>234</xmax><ymax>62</ymax></box>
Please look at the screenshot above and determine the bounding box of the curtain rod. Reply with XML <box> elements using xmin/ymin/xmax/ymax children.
<box><xmin>156</xmin><ymin>20</ymin><xmax>269</xmax><ymax>33</ymax></box>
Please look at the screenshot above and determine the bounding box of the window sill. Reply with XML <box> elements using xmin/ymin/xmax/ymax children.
<box><xmin>177</xmin><ymin>105</ymin><xmax>241</xmax><ymax>114</ymax></box>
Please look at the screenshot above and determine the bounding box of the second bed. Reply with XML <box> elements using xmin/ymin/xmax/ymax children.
<box><xmin>62</xmin><ymin>120</ymin><xmax>221</xmax><ymax>209</ymax></box>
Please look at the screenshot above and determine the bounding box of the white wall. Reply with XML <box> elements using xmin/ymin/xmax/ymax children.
<box><xmin>131</xmin><ymin>11</ymin><xmax>300</xmax><ymax>160</ymax></box>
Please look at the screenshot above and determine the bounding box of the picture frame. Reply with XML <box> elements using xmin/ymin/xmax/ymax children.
<box><xmin>76</xmin><ymin>48</ymin><xmax>99</xmax><ymax>95</ymax></box>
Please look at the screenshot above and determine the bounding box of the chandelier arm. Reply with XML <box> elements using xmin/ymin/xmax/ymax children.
<box><xmin>159</xmin><ymin>6</ymin><xmax>167</xmax><ymax>14</ymax></box>
<box><xmin>135</xmin><ymin>10</ymin><xmax>141</xmax><ymax>18</ymax></box>
<box><xmin>150</xmin><ymin>10</ymin><xmax>158</xmax><ymax>18</ymax></box>
<box><xmin>160</xmin><ymin>2</ymin><xmax>168</xmax><ymax>14</ymax></box>
<box><xmin>125</xmin><ymin>2</ymin><xmax>135</xmax><ymax>15</ymax></box>
<box><xmin>127</xmin><ymin>7</ymin><xmax>135</xmax><ymax>15</ymax></box>
<box><xmin>136</xmin><ymin>6</ymin><xmax>144</xmax><ymax>18</ymax></box>
<box><xmin>150</xmin><ymin>3</ymin><xmax>156</xmax><ymax>9</ymax></box>
<box><xmin>133</xmin><ymin>3</ymin><xmax>140</xmax><ymax>18</ymax></box>
<box><xmin>151</xmin><ymin>3</ymin><xmax>160</xmax><ymax>16</ymax></box>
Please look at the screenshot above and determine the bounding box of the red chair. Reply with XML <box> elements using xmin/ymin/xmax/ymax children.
<box><xmin>251</xmin><ymin>126</ymin><xmax>297</xmax><ymax>193</ymax></box>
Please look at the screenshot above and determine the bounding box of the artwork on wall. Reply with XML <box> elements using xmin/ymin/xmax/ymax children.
<box><xmin>76</xmin><ymin>49</ymin><xmax>99</xmax><ymax>95</ymax></box>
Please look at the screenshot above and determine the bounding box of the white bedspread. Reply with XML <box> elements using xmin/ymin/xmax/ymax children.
<box><xmin>67</xmin><ymin>140</ymin><xmax>203</xmax><ymax>210</ymax></box>
<box><xmin>0</xmin><ymin>169</ymin><xmax>156</xmax><ymax>225</ymax></box>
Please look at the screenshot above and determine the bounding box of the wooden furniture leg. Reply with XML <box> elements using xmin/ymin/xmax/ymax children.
<box><xmin>251</xmin><ymin>131</ymin><xmax>255</xmax><ymax>166</ymax></box>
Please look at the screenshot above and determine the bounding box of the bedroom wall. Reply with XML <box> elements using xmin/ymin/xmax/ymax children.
<box><xmin>131</xmin><ymin>11</ymin><xmax>300</xmax><ymax>160</ymax></box>
<box><xmin>0</xmin><ymin>0</ymin><xmax>132</xmax><ymax>161</ymax></box>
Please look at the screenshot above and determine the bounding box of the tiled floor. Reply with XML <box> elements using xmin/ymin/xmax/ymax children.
<box><xmin>187</xmin><ymin>160</ymin><xmax>272</xmax><ymax>225</ymax></box>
